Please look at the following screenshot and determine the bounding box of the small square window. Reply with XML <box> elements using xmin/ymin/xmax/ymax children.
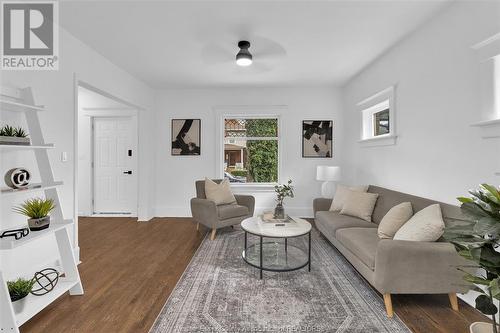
<box><xmin>357</xmin><ymin>86</ymin><xmax>396</xmax><ymax>146</ymax></box>
<box><xmin>373</xmin><ymin>109</ymin><xmax>390</xmax><ymax>136</ymax></box>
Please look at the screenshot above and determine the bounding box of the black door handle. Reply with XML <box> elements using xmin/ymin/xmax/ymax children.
<box><xmin>123</xmin><ymin>171</ymin><xmax>132</xmax><ymax>175</ymax></box>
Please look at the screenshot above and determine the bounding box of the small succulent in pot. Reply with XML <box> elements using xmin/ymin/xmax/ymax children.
<box><xmin>1</xmin><ymin>125</ymin><xmax>16</xmax><ymax>136</ymax></box>
<box><xmin>8</xmin><ymin>278</ymin><xmax>35</xmax><ymax>313</ymax></box>
<box><xmin>13</xmin><ymin>197</ymin><xmax>56</xmax><ymax>231</ymax></box>
<box><xmin>14</xmin><ymin>126</ymin><xmax>28</xmax><ymax>138</ymax></box>
<box><xmin>0</xmin><ymin>125</ymin><xmax>30</xmax><ymax>145</ymax></box>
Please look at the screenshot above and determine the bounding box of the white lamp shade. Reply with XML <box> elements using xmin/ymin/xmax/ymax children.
<box><xmin>316</xmin><ymin>166</ymin><xmax>341</xmax><ymax>181</ymax></box>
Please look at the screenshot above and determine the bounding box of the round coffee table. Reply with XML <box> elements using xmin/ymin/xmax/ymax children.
<box><xmin>241</xmin><ymin>216</ymin><xmax>312</xmax><ymax>279</ymax></box>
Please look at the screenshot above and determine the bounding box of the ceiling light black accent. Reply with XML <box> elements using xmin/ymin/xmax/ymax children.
<box><xmin>236</xmin><ymin>40</ymin><xmax>252</xmax><ymax>67</ymax></box>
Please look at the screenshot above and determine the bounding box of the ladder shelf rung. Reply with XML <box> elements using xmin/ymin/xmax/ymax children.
<box><xmin>15</xmin><ymin>278</ymin><xmax>79</xmax><ymax>326</ymax></box>
<box><xmin>1</xmin><ymin>182</ymin><xmax>63</xmax><ymax>196</ymax></box>
<box><xmin>0</xmin><ymin>99</ymin><xmax>44</xmax><ymax>112</ymax></box>
<box><xmin>0</xmin><ymin>144</ymin><xmax>54</xmax><ymax>150</ymax></box>
<box><xmin>0</xmin><ymin>220</ymin><xmax>73</xmax><ymax>250</ymax></box>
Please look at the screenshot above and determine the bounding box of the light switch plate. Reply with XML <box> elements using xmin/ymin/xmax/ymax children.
<box><xmin>61</xmin><ymin>151</ymin><xmax>68</xmax><ymax>162</ymax></box>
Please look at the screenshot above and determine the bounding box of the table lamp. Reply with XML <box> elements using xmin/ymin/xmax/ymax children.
<box><xmin>316</xmin><ymin>166</ymin><xmax>341</xmax><ymax>198</ymax></box>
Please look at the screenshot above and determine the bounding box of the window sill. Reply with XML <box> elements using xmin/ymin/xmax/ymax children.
<box><xmin>230</xmin><ymin>183</ymin><xmax>277</xmax><ymax>193</ymax></box>
<box><xmin>358</xmin><ymin>134</ymin><xmax>397</xmax><ymax>147</ymax></box>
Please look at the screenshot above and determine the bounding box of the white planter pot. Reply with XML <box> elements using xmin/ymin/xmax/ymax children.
<box><xmin>470</xmin><ymin>322</ymin><xmax>498</xmax><ymax>333</ymax></box>
<box><xmin>12</xmin><ymin>296</ymin><xmax>27</xmax><ymax>314</ymax></box>
<box><xmin>28</xmin><ymin>216</ymin><xmax>51</xmax><ymax>231</ymax></box>
<box><xmin>0</xmin><ymin>136</ymin><xmax>30</xmax><ymax>145</ymax></box>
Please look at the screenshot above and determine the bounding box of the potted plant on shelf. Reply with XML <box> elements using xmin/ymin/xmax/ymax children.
<box><xmin>7</xmin><ymin>278</ymin><xmax>35</xmax><ymax>314</ymax></box>
<box><xmin>13</xmin><ymin>198</ymin><xmax>56</xmax><ymax>231</ymax></box>
<box><xmin>443</xmin><ymin>184</ymin><xmax>500</xmax><ymax>333</ymax></box>
<box><xmin>274</xmin><ymin>179</ymin><xmax>294</xmax><ymax>219</ymax></box>
<box><xmin>0</xmin><ymin>125</ymin><xmax>30</xmax><ymax>145</ymax></box>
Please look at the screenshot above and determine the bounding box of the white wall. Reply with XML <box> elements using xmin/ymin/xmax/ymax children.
<box><xmin>341</xmin><ymin>1</ymin><xmax>500</xmax><ymax>204</ymax></box>
<box><xmin>340</xmin><ymin>1</ymin><xmax>500</xmax><ymax>307</ymax></box>
<box><xmin>154</xmin><ymin>87</ymin><xmax>342</xmax><ymax>218</ymax></box>
<box><xmin>0</xmin><ymin>26</ymin><xmax>155</xmax><ymax>279</ymax></box>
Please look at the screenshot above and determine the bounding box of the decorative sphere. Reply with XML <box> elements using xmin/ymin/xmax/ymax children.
<box><xmin>31</xmin><ymin>268</ymin><xmax>59</xmax><ymax>296</ymax></box>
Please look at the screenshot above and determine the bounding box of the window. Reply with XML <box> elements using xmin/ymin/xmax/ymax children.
<box><xmin>373</xmin><ymin>109</ymin><xmax>390</xmax><ymax>136</ymax></box>
<box><xmin>223</xmin><ymin>117</ymin><xmax>279</xmax><ymax>183</ymax></box>
<box><xmin>358</xmin><ymin>86</ymin><xmax>396</xmax><ymax>146</ymax></box>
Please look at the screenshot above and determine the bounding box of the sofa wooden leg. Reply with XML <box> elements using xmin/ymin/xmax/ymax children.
<box><xmin>196</xmin><ymin>222</ymin><xmax>200</xmax><ymax>231</ymax></box>
<box><xmin>210</xmin><ymin>228</ymin><xmax>217</xmax><ymax>240</ymax></box>
<box><xmin>448</xmin><ymin>293</ymin><xmax>459</xmax><ymax>311</ymax></box>
<box><xmin>383</xmin><ymin>293</ymin><xmax>394</xmax><ymax>318</ymax></box>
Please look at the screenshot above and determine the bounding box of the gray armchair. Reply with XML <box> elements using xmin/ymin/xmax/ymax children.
<box><xmin>190</xmin><ymin>179</ymin><xmax>255</xmax><ymax>240</ymax></box>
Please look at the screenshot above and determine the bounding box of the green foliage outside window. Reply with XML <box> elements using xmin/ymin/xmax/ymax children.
<box><xmin>246</xmin><ymin>119</ymin><xmax>278</xmax><ymax>183</ymax></box>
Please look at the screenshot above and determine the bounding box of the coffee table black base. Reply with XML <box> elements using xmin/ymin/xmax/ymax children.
<box><xmin>242</xmin><ymin>231</ymin><xmax>311</xmax><ymax>279</ymax></box>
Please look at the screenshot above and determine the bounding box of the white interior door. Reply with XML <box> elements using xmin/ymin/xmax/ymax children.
<box><xmin>93</xmin><ymin>117</ymin><xmax>137</xmax><ymax>214</ymax></box>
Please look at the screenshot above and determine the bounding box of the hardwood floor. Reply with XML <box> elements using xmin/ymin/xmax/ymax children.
<box><xmin>21</xmin><ymin>217</ymin><xmax>487</xmax><ymax>333</ymax></box>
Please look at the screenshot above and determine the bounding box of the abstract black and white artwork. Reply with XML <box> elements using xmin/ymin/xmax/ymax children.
<box><xmin>171</xmin><ymin>119</ymin><xmax>201</xmax><ymax>155</ymax></box>
<box><xmin>302</xmin><ymin>120</ymin><xmax>333</xmax><ymax>158</ymax></box>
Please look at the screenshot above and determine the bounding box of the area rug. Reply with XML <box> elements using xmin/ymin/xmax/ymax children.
<box><xmin>150</xmin><ymin>227</ymin><xmax>410</xmax><ymax>333</ymax></box>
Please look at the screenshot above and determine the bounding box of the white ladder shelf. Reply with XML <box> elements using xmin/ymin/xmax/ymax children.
<box><xmin>0</xmin><ymin>87</ymin><xmax>84</xmax><ymax>333</ymax></box>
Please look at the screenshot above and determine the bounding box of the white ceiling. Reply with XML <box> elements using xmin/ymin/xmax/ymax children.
<box><xmin>61</xmin><ymin>1</ymin><xmax>452</xmax><ymax>88</ymax></box>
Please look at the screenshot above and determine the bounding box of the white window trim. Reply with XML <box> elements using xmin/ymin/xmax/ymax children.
<box><xmin>213</xmin><ymin>105</ymin><xmax>287</xmax><ymax>191</ymax></box>
<box><xmin>471</xmin><ymin>31</ymin><xmax>500</xmax><ymax>126</ymax></box>
<box><xmin>357</xmin><ymin>85</ymin><xmax>397</xmax><ymax>147</ymax></box>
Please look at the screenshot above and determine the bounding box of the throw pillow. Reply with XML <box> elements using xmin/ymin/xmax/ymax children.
<box><xmin>339</xmin><ymin>190</ymin><xmax>379</xmax><ymax>222</ymax></box>
<box><xmin>204</xmin><ymin>178</ymin><xmax>236</xmax><ymax>205</ymax></box>
<box><xmin>377</xmin><ymin>202</ymin><xmax>413</xmax><ymax>239</ymax></box>
<box><xmin>393</xmin><ymin>204</ymin><xmax>445</xmax><ymax>242</ymax></box>
<box><xmin>329</xmin><ymin>184</ymin><xmax>369</xmax><ymax>211</ymax></box>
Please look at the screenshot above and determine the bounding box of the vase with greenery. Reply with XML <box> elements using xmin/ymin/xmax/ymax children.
<box><xmin>8</xmin><ymin>278</ymin><xmax>35</xmax><ymax>313</ymax></box>
<box><xmin>443</xmin><ymin>184</ymin><xmax>500</xmax><ymax>333</ymax></box>
<box><xmin>13</xmin><ymin>197</ymin><xmax>56</xmax><ymax>231</ymax></box>
<box><xmin>274</xmin><ymin>179</ymin><xmax>294</xmax><ymax>219</ymax></box>
<box><xmin>0</xmin><ymin>125</ymin><xmax>30</xmax><ymax>145</ymax></box>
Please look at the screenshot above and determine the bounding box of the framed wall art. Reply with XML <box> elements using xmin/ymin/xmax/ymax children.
<box><xmin>171</xmin><ymin>119</ymin><xmax>201</xmax><ymax>156</ymax></box>
<box><xmin>302</xmin><ymin>120</ymin><xmax>333</xmax><ymax>158</ymax></box>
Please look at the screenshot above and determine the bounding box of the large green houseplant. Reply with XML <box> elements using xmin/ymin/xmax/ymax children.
<box><xmin>444</xmin><ymin>184</ymin><xmax>500</xmax><ymax>333</ymax></box>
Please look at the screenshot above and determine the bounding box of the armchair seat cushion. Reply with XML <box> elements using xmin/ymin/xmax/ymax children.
<box><xmin>335</xmin><ymin>228</ymin><xmax>379</xmax><ymax>269</ymax></box>
<box><xmin>217</xmin><ymin>204</ymin><xmax>249</xmax><ymax>220</ymax></box>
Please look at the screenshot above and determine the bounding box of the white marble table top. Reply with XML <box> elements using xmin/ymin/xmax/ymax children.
<box><xmin>240</xmin><ymin>216</ymin><xmax>312</xmax><ymax>238</ymax></box>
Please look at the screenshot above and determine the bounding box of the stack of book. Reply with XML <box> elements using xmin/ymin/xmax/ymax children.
<box><xmin>261</xmin><ymin>212</ymin><xmax>293</xmax><ymax>223</ymax></box>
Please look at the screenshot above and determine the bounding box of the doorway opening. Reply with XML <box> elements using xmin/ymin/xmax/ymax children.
<box><xmin>77</xmin><ymin>84</ymin><xmax>139</xmax><ymax>217</ymax></box>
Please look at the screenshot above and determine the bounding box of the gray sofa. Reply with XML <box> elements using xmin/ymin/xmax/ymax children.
<box><xmin>313</xmin><ymin>185</ymin><xmax>471</xmax><ymax>318</ymax></box>
<box><xmin>191</xmin><ymin>180</ymin><xmax>255</xmax><ymax>240</ymax></box>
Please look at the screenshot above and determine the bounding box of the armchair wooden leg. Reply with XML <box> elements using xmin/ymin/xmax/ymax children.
<box><xmin>210</xmin><ymin>228</ymin><xmax>217</xmax><ymax>240</ymax></box>
<box><xmin>196</xmin><ymin>222</ymin><xmax>200</xmax><ymax>231</ymax></box>
<box><xmin>448</xmin><ymin>293</ymin><xmax>459</xmax><ymax>311</ymax></box>
<box><xmin>383</xmin><ymin>293</ymin><xmax>394</xmax><ymax>318</ymax></box>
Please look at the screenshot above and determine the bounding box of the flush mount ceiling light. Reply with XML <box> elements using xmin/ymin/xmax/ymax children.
<box><xmin>236</xmin><ymin>40</ymin><xmax>252</xmax><ymax>67</ymax></box>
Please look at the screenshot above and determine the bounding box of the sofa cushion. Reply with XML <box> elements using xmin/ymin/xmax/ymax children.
<box><xmin>329</xmin><ymin>184</ymin><xmax>369</xmax><ymax>211</ymax></box>
<box><xmin>335</xmin><ymin>228</ymin><xmax>379</xmax><ymax>269</ymax></box>
<box><xmin>340</xmin><ymin>191</ymin><xmax>379</xmax><ymax>222</ymax></box>
<box><xmin>315</xmin><ymin>211</ymin><xmax>377</xmax><ymax>236</ymax></box>
<box><xmin>394</xmin><ymin>204</ymin><xmax>445</xmax><ymax>242</ymax></box>
<box><xmin>217</xmin><ymin>204</ymin><xmax>248</xmax><ymax>220</ymax></box>
<box><xmin>378</xmin><ymin>202</ymin><xmax>413</xmax><ymax>239</ymax></box>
